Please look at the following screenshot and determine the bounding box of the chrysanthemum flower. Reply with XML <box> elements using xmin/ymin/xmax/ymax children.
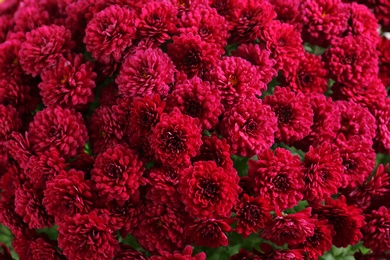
<box><xmin>168</xmin><ymin>32</ymin><xmax>220</xmax><ymax>78</ymax></box>
<box><xmin>207</xmin><ymin>56</ymin><xmax>263</xmax><ymax>108</ymax></box>
<box><xmin>303</xmin><ymin>142</ymin><xmax>343</xmax><ymax>202</ymax></box>
<box><xmin>138</xmin><ymin>1</ymin><xmax>178</xmax><ymax>45</ymax></box>
<box><xmin>116</xmin><ymin>47</ymin><xmax>175</xmax><ymax>98</ymax></box>
<box><xmin>362</xmin><ymin>206</ymin><xmax>390</xmax><ymax>253</ymax></box>
<box><xmin>38</xmin><ymin>53</ymin><xmax>96</xmax><ymax>108</ymax></box>
<box><xmin>28</xmin><ymin>106</ymin><xmax>88</xmax><ymax>158</ymax></box>
<box><xmin>84</xmin><ymin>5</ymin><xmax>137</xmax><ymax>64</ymax></box>
<box><xmin>0</xmin><ymin>104</ymin><xmax>22</xmax><ymax>148</ymax></box>
<box><xmin>261</xmin><ymin>208</ymin><xmax>315</xmax><ymax>246</ymax></box>
<box><xmin>114</xmin><ymin>244</ymin><xmax>148</xmax><ymax>260</ymax></box>
<box><xmin>264</xmin><ymin>87</ymin><xmax>313</xmax><ymax>145</ymax></box>
<box><xmin>19</xmin><ymin>25</ymin><xmax>74</xmax><ymax>76</ymax></box>
<box><xmin>235</xmin><ymin>194</ymin><xmax>272</xmax><ymax>237</ymax></box>
<box><xmin>178</xmin><ymin>161</ymin><xmax>241</xmax><ymax>219</ymax></box>
<box><xmin>220</xmin><ymin>98</ymin><xmax>277</xmax><ymax>157</ymax></box>
<box><xmin>312</xmin><ymin>196</ymin><xmax>365</xmax><ymax>248</ymax></box>
<box><xmin>185</xmin><ymin>219</ymin><xmax>233</xmax><ymax>247</ymax></box>
<box><xmin>150</xmin><ymin>246</ymin><xmax>206</xmax><ymax>260</ymax></box>
<box><xmin>43</xmin><ymin>169</ymin><xmax>95</xmax><ymax>221</ymax></box>
<box><xmin>91</xmin><ymin>144</ymin><xmax>144</xmax><ymax>204</ymax></box>
<box><xmin>58</xmin><ymin>211</ymin><xmax>120</xmax><ymax>260</ymax></box>
<box><xmin>324</xmin><ymin>36</ymin><xmax>379</xmax><ymax>85</ymax></box>
<box><xmin>150</xmin><ymin>108</ymin><xmax>202</xmax><ymax>168</ymax></box>
<box><xmin>370</xmin><ymin>100</ymin><xmax>390</xmax><ymax>153</ymax></box>
<box><xmin>0</xmin><ymin>78</ymin><xmax>38</xmax><ymax>114</ymax></box>
<box><xmin>133</xmin><ymin>202</ymin><xmax>188</xmax><ymax>254</ymax></box>
<box><xmin>248</xmin><ymin>148</ymin><xmax>305</xmax><ymax>210</ymax></box>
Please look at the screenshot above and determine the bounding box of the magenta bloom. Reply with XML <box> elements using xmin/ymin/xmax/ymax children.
<box><xmin>19</xmin><ymin>25</ymin><xmax>74</xmax><ymax>76</ymax></box>
<box><xmin>185</xmin><ymin>219</ymin><xmax>233</xmax><ymax>248</ymax></box>
<box><xmin>84</xmin><ymin>5</ymin><xmax>137</xmax><ymax>64</ymax></box>
<box><xmin>39</xmin><ymin>53</ymin><xmax>96</xmax><ymax>108</ymax></box>
<box><xmin>220</xmin><ymin>98</ymin><xmax>277</xmax><ymax>157</ymax></box>
<box><xmin>116</xmin><ymin>47</ymin><xmax>175</xmax><ymax>98</ymax></box>
<box><xmin>362</xmin><ymin>206</ymin><xmax>390</xmax><ymax>253</ymax></box>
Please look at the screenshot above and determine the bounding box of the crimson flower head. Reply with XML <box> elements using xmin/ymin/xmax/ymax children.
<box><xmin>150</xmin><ymin>108</ymin><xmax>202</xmax><ymax>168</ymax></box>
<box><xmin>28</xmin><ymin>106</ymin><xmax>88</xmax><ymax>158</ymax></box>
<box><xmin>116</xmin><ymin>47</ymin><xmax>176</xmax><ymax>99</ymax></box>
<box><xmin>58</xmin><ymin>211</ymin><xmax>120</xmax><ymax>260</ymax></box>
<box><xmin>303</xmin><ymin>142</ymin><xmax>343</xmax><ymax>203</ymax></box>
<box><xmin>235</xmin><ymin>194</ymin><xmax>272</xmax><ymax>237</ymax></box>
<box><xmin>38</xmin><ymin>53</ymin><xmax>96</xmax><ymax>109</ymax></box>
<box><xmin>168</xmin><ymin>32</ymin><xmax>220</xmax><ymax>78</ymax></box>
<box><xmin>261</xmin><ymin>208</ymin><xmax>315</xmax><ymax>247</ymax></box>
<box><xmin>220</xmin><ymin>98</ymin><xmax>277</xmax><ymax>157</ymax></box>
<box><xmin>19</xmin><ymin>25</ymin><xmax>74</xmax><ymax>76</ymax></box>
<box><xmin>362</xmin><ymin>206</ymin><xmax>390</xmax><ymax>253</ymax></box>
<box><xmin>150</xmin><ymin>246</ymin><xmax>206</xmax><ymax>260</ymax></box>
<box><xmin>84</xmin><ymin>5</ymin><xmax>138</xmax><ymax>64</ymax></box>
<box><xmin>248</xmin><ymin>148</ymin><xmax>305</xmax><ymax>211</ymax></box>
<box><xmin>166</xmin><ymin>76</ymin><xmax>223</xmax><ymax>130</ymax></box>
<box><xmin>138</xmin><ymin>1</ymin><xmax>178</xmax><ymax>45</ymax></box>
<box><xmin>43</xmin><ymin>169</ymin><xmax>95</xmax><ymax>221</ymax></box>
<box><xmin>178</xmin><ymin>161</ymin><xmax>241</xmax><ymax>219</ymax></box>
<box><xmin>185</xmin><ymin>219</ymin><xmax>233</xmax><ymax>248</ymax></box>
<box><xmin>0</xmin><ymin>104</ymin><xmax>22</xmax><ymax>148</ymax></box>
<box><xmin>91</xmin><ymin>144</ymin><xmax>144</xmax><ymax>204</ymax></box>
<box><xmin>264</xmin><ymin>87</ymin><xmax>314</xmax><ymax>145</ymax></box>
<box><xmin>312</xmin><ymin>195</ymin><xmax>365</xmax><ymax>248</ymax></box>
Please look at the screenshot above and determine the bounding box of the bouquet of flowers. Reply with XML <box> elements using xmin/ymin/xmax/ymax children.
<box><xmin>0</xmin><ymin>0</ymin><xmax>389</xmax><ymax>259</ymax></box>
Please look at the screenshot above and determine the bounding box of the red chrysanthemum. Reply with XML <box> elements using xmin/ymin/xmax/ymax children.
<box><xmin>192</xmin><ymin>134</ymin><xmax>233</xmax><ymax>170</ymax></box>
<box><xmin>303</xmin><ymin>142</ymin><xmax>343</xmax><ymax>202</ymax></box>
<box><xmin>312</xmin><ymin>196</ymin><xmax>365</xmax><ymax>248</ymax></box>
<box><xmin>89</xmin><ymin>105</ymin><xmax>127</xmax><ymax>154</ymax></box>
<box><xmin>0</xmin><ymin>199</ymin><xmax>30</xmax><ymax>238</ymax></box>
<box><xmin>150</xmin><ymin>246</ymin><xmax>206</xmax><ymax>260</ymax></box>
<box><xmin>116</xmin><ymin>47</ymin><xmax>175</xmax><ymax>99</ymax></box>
<box><xmin>0</xmin><ymin>164</ymin><xmax>26</xmax><ymax>201</ymax></box>
<box><xmin>39</xmin><ymin>53</ymin><xmax>96</xmax><ymax>108</ymax></box>
<box><xmin>280</xmin><ymin>52</ymin><xmax>328</xmax><ymax>94</ymax></box>
<box><xmin>298</xmin><ymin>218</ymin><xmax>334</xmax><ymax>259</ymax></box>
<box><xmin>168</xmin><ymin>32</ymin><xmax>220</xmax><ymax>78</ymax></box>
<box><xmin>114</xmin><ymin>244</ymin><xmax>148</xmax><ymax>260</ymax></box>
<box><xmin>331</xmin><ymin>76</ymin><xmax>387</xmax><ymax>108</ymax></box>
<box><xmin>43</xmin><ymin>169</ymin><xmax>95</xmax><ymax>221</ymax></box>
<box><xmin>295</xmin><ymin>94</ymin><xmax>340</xmax><ymax>151</ymax></box>
<box><xmin>179</xmin><ymin>4</ymin><xmax>229</xmax><ymax>49</ymax></box>
<box><xmin>256</xmin><ymin>243</ymin><xmax>305</xmax><ymax>260</ymax></box>
<box><xmin>248</xmin><ymin>148</ymin><xmax>305</xmax><ymax>210</ymax></box>
<box><xmin>264</xmin><ymin>86</ymin><xmax>314</xmax><ymax>145</ymax></box>
<box><xmin>4</xmin><ymin>132</ymin><xmax>32</xmax><ymax>170</ymax></box>
<box><xmin>91</xmin><ymin>144</ymin><xmax>144</xmax><ymax>204</ymax></box>
<box><xmin>207</xmin><ymin>56</ymin><xmax>264</xmax><ymax>108</ymax></box>
<box><xmin>261</xmin><ymin>208</ymin><xmax>315</xmax><ymax>246</ymax></box>
<box><xmin>269</xmin><ymin>0</ymin><xmax>301</xmax><ymax>30</ymax></box>
<box><xmin>166</xmin><ymin>76</ymin><xmax>223</xmax><ymax>130</ymax></box>
<box><xmin>58</xmin><ymin>211</ymin><xmax>120</xmax><ymax>260</ymax></box>
<box><xmin>178</xmin><ymin>161</ymin><xmax>241</xmax><ymax>219</ymax></box>
<box><xmin>150</xmin><ymin>108</ymin><xmax>202</xmax><ymax>168</ymax></box>
<box><xmin>25</xmin><ymin>149</ymin><xmax>68</xmax><ymax>189</ymax></box>
<box><xmin>14</xmin><ymin>184</ymin><xmax>54</xmax><ymax>229</ymax></box>
<box><xmin>28</xmin><ymin>106</ymin><xmax>88</xmax><ymax>158</ymax></box>
<box><xmin>335</xmin><ymin>134</ymin><xmax>376</xmax><ymax>189</ymax></box>
<box><xmin>19</xmin><ymin>25</ymin><xmax>74</xmax><ymax>76</ymax></box>
<box><xmin>138</xmin><ymin>1</ymin><xmax>178</xmax><ymax>45</ymax></box>
<box><xmin>29</xmin><ymin>236</ymin><xmax>65</xmax><ymax>260</ymax></box>
<box><xmin>336</xmin><ymin>100</ymin><xmax>376</xmax><ymax>141</ymax></box>
<box><xmin>220</xmin><ymin>98</ymin><xmax>277</xmax><ymax>157</ymax></box>
<box><xmin>260</xmin><ymin>21</ymin><xmax>304</xmax><ymax>72</ymax></box>
<box><xmin>228</xmin><ymin>0</ymin><xmax>276</xmax><ymax>44</ymax></box>
<box><xmin>129</xmin><ymin>94</ymin><xmax>166</xmax><ymax>136</ymax></box>
<box><xmin>0</xmin><ymin>104</ymin><xmax>22</xmax><ymax>149</ymax></box>
<box><xmin>301</xmin><ymin>0</ymin><xmax>349</xmax><ymax>46</ymax></box>
<box><xmin>185</xmin><ymin>219</ymin><xmax>233</xmax><ymax>248</ymax></box>
<box><xmin>133</xmin><ymin>202</ymin><xmax>188</xmax><ymax>254</ymax></box>
<box><xmin>13</xmin><ymin>0</ymin><xmax>53</xmax><ymax>33</ymax></box>
<box><xmin>84</xmin><ymin>5</ymin><xmax>137</xmax><ymax>64</ymax></box>
<box><xmin>235</xmin><ymin>194</ymin><xmax>272</xmax><ymax>237</ymax></box>
<box><xmin>0</xmin><ymin>39</ymin><xmax>24</xmax><ymax>79</ymax></box>
<box><xmin>324</xmin><ymin>36</ymin><xmax>379</xmax><ymax>85</ymax></box>
<box><xmin>146</xmin><ymin>167</ymin><xmax>182</xmax><ymax>208</ymax></box>
<box><xmin>362</xmin><ymin>206</ymin><xmax>390</xmax><ymax>253</ymax></box>
<box><xmin>378</xmin><ymin>37</ymin><xmax>390</xmax><ymax>87</ymax></box>
<box><xmin>231</xmin><ymin>43</ymin><xmax>277</xmax><ymax>85</ymax></box>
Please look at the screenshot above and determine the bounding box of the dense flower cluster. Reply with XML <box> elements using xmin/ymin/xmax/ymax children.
<box><xmin>0</xmin><ymin>0</ymin><xmax>389</xmax><ymax>259</ymax></box>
